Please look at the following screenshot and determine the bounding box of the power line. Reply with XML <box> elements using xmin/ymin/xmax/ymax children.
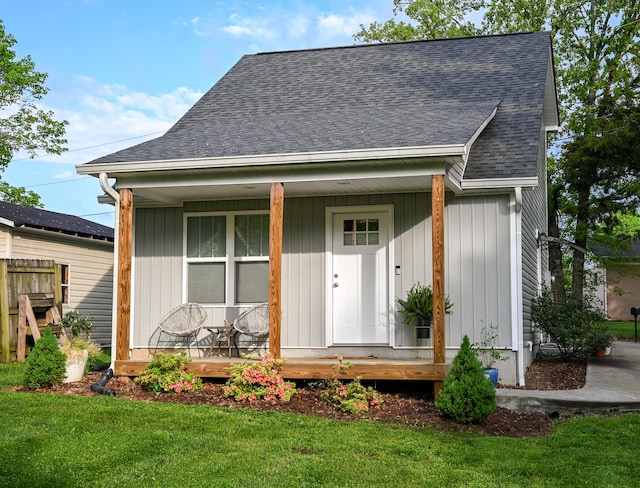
<box><xmin>11</xmin><ymin>130</ymin><xmax>167</xmax><ymax>162</ymax></box>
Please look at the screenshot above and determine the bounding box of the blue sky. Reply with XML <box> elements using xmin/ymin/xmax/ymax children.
<box><xmin>1</xmin><ymin>1</ymin><xmax>397</xmax><ymax>226</ymax></box>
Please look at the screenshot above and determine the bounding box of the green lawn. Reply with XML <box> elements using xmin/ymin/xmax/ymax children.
<box><xmin>607</xmin><ymin>321</ymin><xmax>639</xmax><ymax>341</ymax></box>
<box><xmin>1</xmin><ymin>363</ymin><xmax>640</xmax><ymax>487</ymax></box>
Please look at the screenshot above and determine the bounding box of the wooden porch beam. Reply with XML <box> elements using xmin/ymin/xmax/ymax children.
<box><xmin>269</xmin><ymin>182</ymin><xmax>284</xmax><ymax>358</ymax></box>
<box><xmin>432</xmin><ymin>175</ymin><xmax>446</xmax><ymax>366</ymax></box>
<box><xmin>116</xmin><ymin>188</ymin><xmax>133</xmax><ymax>362</ymax></box>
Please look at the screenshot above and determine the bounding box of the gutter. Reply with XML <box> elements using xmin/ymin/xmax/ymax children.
<box><xmin>99</xmin><ymin>172</ymin><xmax>120</xmax><ymax>389</ymax></box>
<box><xmin>510</xmin><ymin>187</ymin><xmax>526</xmax><ymax>386</ymax></box>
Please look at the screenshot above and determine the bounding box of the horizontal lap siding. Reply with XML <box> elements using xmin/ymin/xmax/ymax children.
<box><xmin>9</xmin><ymin>232</ymin><xmax>114</xmax><ymax>345</ymax></box>
<box><xmin>521</xmin><ymin>126</ymin><xmax>549</xmax><ymax>341</ymax></box>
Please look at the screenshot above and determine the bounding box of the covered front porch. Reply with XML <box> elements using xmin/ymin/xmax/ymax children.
<box><xmin>110</xmin><ymin>175</ymin><xmax>450</xmax><ymax>396</ymax></box>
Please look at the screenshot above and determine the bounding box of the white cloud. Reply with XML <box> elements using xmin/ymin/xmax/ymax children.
<box><xmin>223</xmin><ymin>16</ymin><xmax>277</xmax><ymax>39</ymax></box>
<box><xmin>317</xmin><ymin>12</ymin><xmax>376</xmax><ymax>38</ymax></box>
<box><xmin>15</xmin><ymin>78</ymin><xmax>203</xmax><ymax>165</ymax></box>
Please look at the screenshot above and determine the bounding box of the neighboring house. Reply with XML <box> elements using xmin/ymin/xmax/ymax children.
<box><xmin>77</xmin><ymin>32</ymin><xmax>558</xmax><ymax>387</ymax></box>
<box><xmin>0</xmin><ymin>202</ymin><xmax>114</xmax><ymax>345</ymax></box>
<box><xmin>593</xmin><ymin>243</ymin><xmax>640</xmax><ymax>321</ymax></box>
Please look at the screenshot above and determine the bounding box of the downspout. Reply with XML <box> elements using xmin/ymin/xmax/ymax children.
<box><xmin>510</xmin><ymin>187</ymin><xmax>525</xmax><ymax>386</ymax></box>
<box><xmin>92</xmin><ymin>172</ymin><xmax>120</xmax><ymax>395</ymax></box>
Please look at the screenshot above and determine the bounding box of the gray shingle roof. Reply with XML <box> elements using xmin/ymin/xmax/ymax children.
<box><xmin>86</xmin><ymin>32</ymin><xmax>553</xmax><ymax>180</ymax></box>
<box><xmin>0</xmin><ymin>201</ymin><xmax>114</xmax><ymax>240</ymax></box>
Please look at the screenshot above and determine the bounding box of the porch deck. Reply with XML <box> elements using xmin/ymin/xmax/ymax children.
<box><xmin>114</xmin><ymin>356</ymin><xmax>449</xmax><ymax>382</ymax></box>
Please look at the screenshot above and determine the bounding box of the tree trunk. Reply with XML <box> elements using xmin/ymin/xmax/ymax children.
<box><xmin>548</xmin><ymin>185</ymin><xmax>565</xmax><ymax>301</ymax></box>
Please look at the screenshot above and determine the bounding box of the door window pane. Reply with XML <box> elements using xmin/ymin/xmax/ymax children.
<box><xmin>342</xmin><ymin>217</ymin><xmax>380</xmax><ymax>246</ymax></box>
<box><xmin>188</xmin><ymin>262</ymin><xmax>225</xmax><ymax>303</ymax></box>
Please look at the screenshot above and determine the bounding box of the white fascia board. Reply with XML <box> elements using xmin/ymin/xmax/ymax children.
<box><xmin>461</xmin><ymin>177</ymin><xmax>538</xmax><ymax>190</ymax></box>
<box><xmin>76</xmin><ymin>144</ymin><xmax>467</xmax><ymax>176</ymax></box>
<box><xmin>0</xmin><ymin>217</ymin><xmax>15</xmax><ymax>227</ymax></box>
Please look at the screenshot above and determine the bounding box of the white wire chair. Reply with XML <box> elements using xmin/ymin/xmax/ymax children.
<box><xmin>154</xmin><ymin>303</ymin><xmax>207</xmax><ymax>357</ymax></box>
<box><xmin>231</xmin><ymin>303</ymin><xmax>270</xmax><ymax>356</ymax></box>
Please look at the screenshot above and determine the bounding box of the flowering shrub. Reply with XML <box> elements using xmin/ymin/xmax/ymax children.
<box><xmin>135</xmin><ymin>352</ymin><xmax>203</xmax><ymax>395</ymax></box>
<box><xmin>223</xmin><ymin>354</ymin><xmax>296</xmax><ymax>403</ymax></box>
<box><xmin>318</xmin><ymin>356</ymin><xmax>383</xmax><ymax>415</ymax></box>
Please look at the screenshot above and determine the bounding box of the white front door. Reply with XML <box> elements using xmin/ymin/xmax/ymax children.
<box><xmin>331</xmin><ymin>210</ymin><xmax>390</xmax><ymax>344</ymax></box>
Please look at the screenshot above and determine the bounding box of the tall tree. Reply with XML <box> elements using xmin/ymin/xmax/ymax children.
<box><xmin>355</xmin><ymin>1</ymin><xmax>640</xmax><ymax>300</ymax></box>
<box><xmin>0</xmin><ymin>19</ymin><xmax>67</xmax><ymax>207</ymax></box>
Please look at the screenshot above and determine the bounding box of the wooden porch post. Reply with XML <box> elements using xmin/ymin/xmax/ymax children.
<box><xmin>432</xmin><ymin>175</ymin><xmax>445</xmax><ymax>395</ymax></box>
<box><xmin>116</xmin><ymin>188</ymin><xmax>133</xmax><ymax>362</ymax></box>
<box><xmin>269</xmin><ymin>182</ymin><xmax>284</xmax><ymax>358</ymax></box>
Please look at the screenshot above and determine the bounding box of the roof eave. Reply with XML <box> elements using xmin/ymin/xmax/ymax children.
<box><xmin>76</xmin><ymin>145</ymin><xmax>468</xmax><ymax>177</ymax></box>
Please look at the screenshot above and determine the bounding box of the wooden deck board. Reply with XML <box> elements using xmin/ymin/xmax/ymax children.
<box><xmin>114</xmin><ymin>357</ymin><xmax>448</xmax><ymax>382</ymax></box>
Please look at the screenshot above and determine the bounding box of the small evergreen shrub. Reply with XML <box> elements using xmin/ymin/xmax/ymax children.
<box><xmin>435</xmin><ymin>335</ymin><xmax>496</xmax><ymax>424</ymax></box>
<box><xmin>23</xmin><ymin>328</ymin><xmax>67</xmax><ymax>389</ymax></box>
<box><xmin>135</xmin><ymin>352</ymin><xmax>202</xmax><ymax>394</ymax></box>
<box><xmin>224</xmin><ymin>354</ymin><xmax>296</xmax><ymax>403</ymax></box>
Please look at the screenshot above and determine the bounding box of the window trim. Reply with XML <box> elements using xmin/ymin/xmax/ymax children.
<box><xmin>183</xmin><ymin>210</ymin><xmax>269</xmax><ymax>306</ymax></box>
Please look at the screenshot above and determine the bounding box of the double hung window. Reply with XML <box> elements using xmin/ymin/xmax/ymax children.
<box><xmin>185</xmin><ymin>212</ymin><xmax>269</xmax><ymax>305</ymax></box>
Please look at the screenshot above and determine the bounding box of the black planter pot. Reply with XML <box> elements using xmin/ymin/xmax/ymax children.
<box><xmin>415</xmin><ymin>318</ymin><xmax>431</xmax><ymax>339</ymax></box>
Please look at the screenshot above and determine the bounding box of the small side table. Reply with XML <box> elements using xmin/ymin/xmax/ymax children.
<box><xmin>204</xmin><ymin>322</ymin><xmax>234</xmax><ymax>357</ymax></box>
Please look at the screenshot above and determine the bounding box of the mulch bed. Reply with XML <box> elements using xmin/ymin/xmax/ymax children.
<box><xmin>14</xmin><ymin>358</ymin><xmax>587</xmax><ymax>438</ymax></box>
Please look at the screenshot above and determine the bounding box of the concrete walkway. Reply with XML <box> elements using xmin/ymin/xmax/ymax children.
<box><xmin>497</xmin><ymin>341</ymin><xmax>640</xmax><ymax>416</ymax></box>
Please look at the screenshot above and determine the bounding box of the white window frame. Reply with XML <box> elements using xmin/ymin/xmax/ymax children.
<box><xmin>183</xmin><ymin>210</ymin><xmax>269</xmax><ymax>306</ymax></box>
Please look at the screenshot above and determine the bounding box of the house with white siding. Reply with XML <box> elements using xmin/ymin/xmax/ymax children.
<box><xmin>77</xmin><ymin>31</ymin><xmax>558</xmax><ymax>389</ymax></box>
<box><xmin>0</xmin><ymin>202</ymin><xmax>114</xmax><ymax>346</ymax></box>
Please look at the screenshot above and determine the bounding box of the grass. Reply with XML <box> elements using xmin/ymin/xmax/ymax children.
<box><xmin>1</xmin><ymin>362</ymin><xmax>640</xmax><ymax>487</ymax></box>
<box><xmin>607</xmin><ymin>321</ymin><xmax>639</xmax><ymax>341</ymax></box>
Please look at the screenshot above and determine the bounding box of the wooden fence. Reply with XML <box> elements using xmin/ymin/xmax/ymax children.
<box><xmin>0</xmin><ymin>259</ymin><xmax>62</xmax><ymax>362</ymax></box>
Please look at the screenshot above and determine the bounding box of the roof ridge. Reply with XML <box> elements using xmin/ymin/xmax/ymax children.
<box><xmin>254</xmin><ymin>30</ymin><xmax>550</xmax><ymax>57</ymax></box>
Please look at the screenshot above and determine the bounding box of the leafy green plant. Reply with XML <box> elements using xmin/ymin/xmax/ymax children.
<box><xmin>396</xmin><ymin>282</ymin><xmax>453</xmax><ymax>325</ymax></box>
<box><xmin>60</xmin><ymin>310</ymin><xmax>93</xmax><ymax>338</ymax></box>
<box><xmin>474</xmin><ymin>322</ymin><xmax>507</xmax><ymax>369</ymax></box>
<box><xmin>135</xmin><ymin>352</ymin><xmax>202</xmax><ymax>394</ymax></box>
<box><xmin>435</xmin><ymin>335</ymin><xmax>496</xmax><ymax>424</ymax></box>
<box><xmin>224</xmin><ymin>353</ymin><xmax>296</xmax><ymax>403</ymax></box>
<box><xmin>317</xmin><ymin>356</ymin><xmax>383</xmax><ymax>415</ymax></box>
<box><xmin>531</xmin><ymin>288</ymin><xmax>612</xmax><ymax>359</ymax></box>
<box><xmin>23</xmin><ymin>328</ymin><xmax>67</xmax><ymax>389</ymax></box>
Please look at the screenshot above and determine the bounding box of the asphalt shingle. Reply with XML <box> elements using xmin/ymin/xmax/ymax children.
<box><xmin>86</xmin><ymin>32</ymin><xmax>553</xmax><ymax>181</ymax></box>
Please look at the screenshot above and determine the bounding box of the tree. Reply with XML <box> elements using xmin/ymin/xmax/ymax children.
<box><xmin>0</xmin><ymin>19</ymin><xmax>67</xmax><ymax>206</ymax></box>
<box><xmin>355</xmin><ymin>1</ymin><xmax>640</xmax><ymax>300</ymax></box>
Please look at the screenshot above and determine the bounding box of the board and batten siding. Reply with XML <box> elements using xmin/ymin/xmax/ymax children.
<box><xmin>132</xmin><ymin>192</ymin><xmax>513</xmax><ymax>357</ymax></box>
<box><xmin>8</xmin><ymin>230</ymin><xmax>113</xmax><ymax>345</ymax></box>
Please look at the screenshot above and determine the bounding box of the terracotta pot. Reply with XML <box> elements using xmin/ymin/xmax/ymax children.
<box><xmin>594</xmin><ymin>349</ymin><xmax>606</xmax><ymax>358</ymax></box>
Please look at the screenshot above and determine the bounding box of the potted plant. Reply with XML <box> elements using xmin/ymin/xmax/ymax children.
<box><xmin>474</xmin><ymin>322</ymin><xmax>506</xmax><ymax>387</ymax></box>
<box><xmin>586</xmin><ymin>325</ymin><xmax>615</xmax><ymax>358</ymax></box>
<box><xmin>58</xmin><ymin>311</ymin><xmax>100</xmax><ymax>382</ymax></box>
<box><xmin>396</xmin><ymin>282</ymin><xmax>453</xmax><ymax>339</ymax></box>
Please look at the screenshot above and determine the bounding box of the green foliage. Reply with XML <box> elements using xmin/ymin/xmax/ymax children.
<box><xmin>0</xmin><ymin>178</ymin><xmax>42</xmax><ymax>207</ymax></box>
<box><xmin>353</xmin><ymin>0</ymin><xmax>482</xmax><ymax>43</ymax></box>
<box><xmin>135</xmin><ymin>352</ymin><xmax>202</xmax><ymax>394</ymax></box>
<box><xmin>23</xmin><ymin>328</ymin><xmax>67</xmax><ymax>389</ymax></box>
<box><xmin>223</xmin><ymin>354</ymin><xmax>296</xmax><ymax>402</ymax></box>
<box><xmin>317</xmin><ymin>356</ymin><xmax>383</xmax><ymax>415</ymax></box>
<box><xmin>436</xmin><ymin>335</ymin><xmax>496</xmax><ymax>424</ymax></box>
<box><xmin>61</xmin><ymin>310</ymin><xmax>93</xmax><ymax>338</ymax></box>
<box><xmin>474</xmin><ymin>322</ymin><xmax>507</xmax><ymax>369</ymax></box>
<box><xmin>396</xmin><ymin>282</ymin><xmax>453</xmax><ymax>325</ymax></box>
<box><xmin>531</xmin><ymin>288</ymin><xmax>614</xmax><ymax>358</ymax></box>
<box><xmin>0</xmin><ymin>20</ymin><xmax>67</xmax><ymax>171</ymax></box>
